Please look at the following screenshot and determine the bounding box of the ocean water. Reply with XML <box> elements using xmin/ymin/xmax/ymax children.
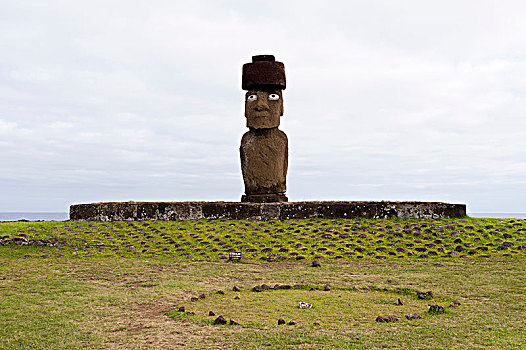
<box><xmin>468</xmin><ymin>213</ymin><xmax>526</xmax><ymax>219</ymax></box>
<box><xmin>0</xmin><ymin>212</ymin><xmax>69</xmax><ymax>222</ymax></box>
<box><xmin>0</xmin><ymin>212</ymin><xmax>525</xmax><ymax>222</ymax></box>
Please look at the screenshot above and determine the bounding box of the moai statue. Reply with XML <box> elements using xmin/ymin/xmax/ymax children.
<box><xmin>240</xmin><ymin>55</ymin><xmax>288</xmax><ymax>203</ymax></box>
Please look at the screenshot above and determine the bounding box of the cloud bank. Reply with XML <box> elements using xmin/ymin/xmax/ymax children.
<box><xmin>1</xmin><ymin>0</ymin><xmax>525</xmax><ymax>212</ymax></box>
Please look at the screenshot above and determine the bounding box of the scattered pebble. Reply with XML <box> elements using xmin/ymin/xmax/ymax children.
<box><xmin>428</xmin><ymin>305</ymin><xmax>445</xmax><ymax>314</ymax></box>
<box><xmin>229</xmin><ymin>319</ymin><xmax>240</xmax><ymax>325</ymax></box>
<box><xmin>417</xmin><ymin>290</ymin><xmax>434</xmax><ymax>299</ymax></box>
<box><xmin>449</xmin><ymin>300</ymin><xmax>461</xmax><ymax>308</ymax></box>
<box><xmin>278</xmin><ymin>318</ymin><xmax>286</xmax><ymax>325</ymax></box>
<box><xmin>376</xmin><ymin>315</ymin><xmax>398</xmax><ymax>323</ymax></box>
<box><xmin>233</xmin><ymin>285</ymin><xmax>241</xmax><ymax>292</ymax></box>
<box><xmin>214</xmin><ymin>316</ymin><xmax>227</xmax><ymax>325</ymax></box>
<box><xmin>288</xmin><ymin>320</ymin><xmax>296</xmax><ymax>325</ymax></box>
<box><xmin>394</xmin><ymin>298</ymin><xmax>404</xmax><ymax>306</ymax></box>
<box><xmin>405</xmin><ymin>313</ymin><xmax>422</xmax><ymax>320</ymax></box>
<box><xmin>324</xmin><ymin>284</ymin><xmax>331</xmax><ymax>291</ymax></box>
<box><xmin>275</xmin><ymin>284</ymin><xmax>292</xmax><ymax>290</ymax></box>
<box><xmin>312</xmin><ymin>260</ymin><xmax>321</xmax><ymax>267</ymax></box>
<box><xmin>178</xmin><ymin>306</ymin><xmax>185</xmax><ymax>312</ymax></box>
<box><xmin>209</xmin><ymin>311</ymin><xmax>215</xmax><ymax>316</ymax></box>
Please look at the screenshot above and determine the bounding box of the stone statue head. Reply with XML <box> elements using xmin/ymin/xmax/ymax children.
<box><xmin>244</xmin><ymin>89</ymin><xmax>283</xmax><ymax>129</ymax></box>
<box><xmin>242</xmin><ymin>55</ymin><xmax>286</xmax><ymax>129</ymax></box>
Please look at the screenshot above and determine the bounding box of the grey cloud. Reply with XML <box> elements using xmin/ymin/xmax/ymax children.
<box><xmin>1</xmin><ymin>1</ymin><xmax>525</xmax><ymax>212</ymax></box>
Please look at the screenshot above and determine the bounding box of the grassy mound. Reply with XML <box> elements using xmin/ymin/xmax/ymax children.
<box><xmin>0</xmin><ymin>217</ymin><xmax>524</xmax><ymax>260</ymax></box>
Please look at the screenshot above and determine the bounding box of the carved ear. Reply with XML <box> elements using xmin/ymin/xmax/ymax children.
<box><xmin>280</xmin><ymin>99</ymin><xmax>284</xmax><ymax>116</ymax></box>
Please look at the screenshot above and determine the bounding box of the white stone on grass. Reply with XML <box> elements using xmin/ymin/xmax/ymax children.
<box><xmin>299</xmin><ymin>302</ymin><xmax>312</xmax><ymax>309</ymax></box>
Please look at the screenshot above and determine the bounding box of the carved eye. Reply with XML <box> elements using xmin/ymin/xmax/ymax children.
<box><xmin>247</xmin><ymin>94</ymin><xmax>257</xmax><ymax>102</ymax></box>
<box><xmin>268</xmin><ymin>93</ymin><xmax>280</xmax><ymax>101</ymax></box>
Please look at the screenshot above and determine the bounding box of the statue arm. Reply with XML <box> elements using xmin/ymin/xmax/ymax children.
<box><xmin>240</xmin><ymin>132</ymin><xmax>249</xmax><ymax>178</ymax></box>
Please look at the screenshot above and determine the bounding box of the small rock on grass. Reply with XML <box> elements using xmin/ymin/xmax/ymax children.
<box><xmin>394</xmin><ymin>298</ymin><xmax>404</xmax><ymax>306</ymax></box>
<box><xmin>428</xmin><ymin>305</ymin><xmax>445</xmax><ymax>314</ymax></box>
<box><xmin>178</xmin><ymin>306</ymin><xmax>185</xmax><ymax>312</ymax></box>
<box><xmin>276</xmin><ymin>284</ymin><xmax>292</xmax><ymax>290</ymax></box>
<box><xmin>229</xmin><ymin>319</ymin><xmax>240</xmax><ymax>325</ymax></box>
<box><xmin>252</xmin><ymin>285</ymin><xmax>262</xmax><ymax>292</ymax></box>
<box><xmin>233</xmin><ymin>286</ymin><xmax>241</xmax><ymax>292</ymax></box>
<box><xmin>311</xmin><ymin>260</ymin><xmax>321</xmax><ymax>267</ymax></box>
<box><xmin>376</xmin><ymin>315</ymin><xmax>398</xmax><ymax>323</ymax></box>
<box><xmin>209</xmin><ymin>311</ymin><xmax>215</xmax><ymax>316</ymax></box>
<box><xmin>199</xmin><ymin>293</ymin><xmax>206</xmax><ymax>299</ymax></box>
<box><xmin>324</xmin><ymin>284</ymin><xmax>331</xmax><ymax>291</ymax></box>
<box><xmin>190</xmin><ymin>297</ymin><xmax>198</xmax><ymax>302</ymax></box>
<box><xmin>417</xmin><ymin>290</ymin><xmax>434</xmax><ymax>299</ymax></box>
<box><xmin>449</xmin><ymin>300</ymin><xmax>461</xmax><ymax>308</ymax></box>
<box><xmin>216</xmin><ymin>290</ymin><xmax>225</xmax><ymax>295</ymax></box>
<box><xmin>299</xmin><ymin>302</ymin><xmax>312</xmax><ymax>309</ymax></box>
<box><xmin>278</xmin><ymin>318</ymin><xmax>286</xmax><ymax>325</ymax></box>
<box><xmin>288</xmin><ymin>320</ymin><xmax>296</xmax><ymax>325</ymax></box>
<box><xmin>186</xmin><ymin>311</ymin><xmax>195</xmax><ymax>315</ymax></box>
<box><xmin>405</xmin><ymin>313</ymin><xmax>422</xmax><ymax>320</ymax></box>
<box><xmin>234</xmin><ymin>296</ymin><xmax>240</xmax><ymax>300</ymax></box>
<box><xmin>313</xmin><ymin>322</ymin><xmax>320</xmax><ymax>326</ymax></box>
<box><xmin>214</xmin><ymin>316</ymin><xmax>227</xmax><ymax>325</ymax></box>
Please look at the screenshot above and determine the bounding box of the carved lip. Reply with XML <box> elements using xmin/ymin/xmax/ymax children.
<box><xmin>252</xmin><ymin>112</ymin><xmax>271</xmax><ymax>118</ymax></box>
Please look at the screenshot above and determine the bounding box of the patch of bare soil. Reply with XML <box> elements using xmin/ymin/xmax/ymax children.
<box><xmin>101</xmin><ymin>300</ymin><xmax>241</xmax><ymax>349</ymax></box>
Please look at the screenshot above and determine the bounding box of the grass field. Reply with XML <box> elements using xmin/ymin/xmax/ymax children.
<box><xmin>0</xmin><ymin>217</ymin><xmax>525</xmax><ymax>349</ymax></box>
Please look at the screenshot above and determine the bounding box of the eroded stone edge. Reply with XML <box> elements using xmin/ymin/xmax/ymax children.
<box><xmin>69</xmin><ymin>201</ymin><xmax>466</xmax><ymax>221</ymax></box>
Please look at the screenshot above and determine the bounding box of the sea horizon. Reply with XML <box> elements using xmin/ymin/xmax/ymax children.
<box><xmin>0</xmin><ymin>212</ymin><xmax>70</xmax><ymax>222</ymax></box>
<box><xmin>0</xmin><ymin>212</ymin><xmax>525</xmax><ymax>221</ymax></box>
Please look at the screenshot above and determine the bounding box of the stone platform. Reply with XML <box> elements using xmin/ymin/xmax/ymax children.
<box><xmin>69</xmin><ymin>201</ymin><xmax>466</xmax><ymax>221</ymax></box>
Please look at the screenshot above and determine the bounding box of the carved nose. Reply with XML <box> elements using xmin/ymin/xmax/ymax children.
<box><xmin>255</xmin><ymin>99</ymin><xmax>269</xmax><ymax>111</ymax></box>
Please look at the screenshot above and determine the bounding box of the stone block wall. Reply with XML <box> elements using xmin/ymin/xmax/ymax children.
<box><xmin>69</xmin><ymin>201</ymin><xmax>466</xmax><ymax>221</ymax></box>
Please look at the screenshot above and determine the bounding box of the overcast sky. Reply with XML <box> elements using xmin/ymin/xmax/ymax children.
<box><xmin>1</xmin><ymin>0</ymin><xmax>525</xmax><ymax>213</ymax></box>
